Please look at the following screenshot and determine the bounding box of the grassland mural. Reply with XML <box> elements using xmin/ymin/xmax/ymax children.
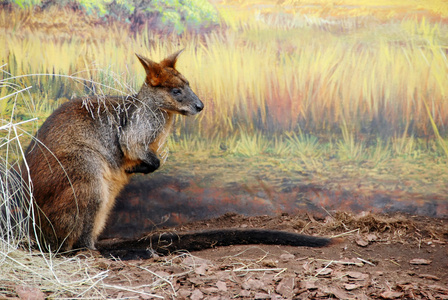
<box><xmin>1</xmin><ymin>0</ymin><xmax>448</xmax><ymax>237</ymax></box>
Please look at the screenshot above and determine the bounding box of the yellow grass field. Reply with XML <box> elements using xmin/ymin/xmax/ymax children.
<box><xmin>1</xmin><ymin>0</ymin><xmax>448</xmax><ymax>158</ymax></box>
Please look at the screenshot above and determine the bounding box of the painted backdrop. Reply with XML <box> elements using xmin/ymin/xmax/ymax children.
<box><xmin>1</xmin><ymin>0</ymin><xmax>447</xmax><ymax>239</ymax></box>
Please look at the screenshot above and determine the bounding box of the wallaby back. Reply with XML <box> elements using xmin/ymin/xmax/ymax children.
<box><xmin>23</xmin><ymin>50</ymin><xmax>203</xmax><ymax>252</ymax></box>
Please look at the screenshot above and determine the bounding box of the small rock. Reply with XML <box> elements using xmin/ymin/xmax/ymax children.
<box><xmin>177</xmin><ymin>289</ymin><xmax>191</xmax><ymax>298</ymax></box>
<box><xmin>203</xmin><ymin>287</ymin><xmax>219</xmax><ymax>294</ymax></box>
<box><xmin>332</xmin><ymin>271</ymin><xmax>349</xmax><ymax>282</ymax></box>
<box><xmin>419</xmin><ymin>274</ymin><xmax>441</xmax><ymax>281</ymax></box>
<box><xmin>262</xmin><ymin>259</ymin><xmax>277</xmax><ymax>268</ymax></box>
<box><xmin>239</xmin><ymin>289</ymin><xmax>251</xmax><ymax>297</ymax></box>
<box><xmin>324</xmin><ymin>287</ymin><xmax>351</xmax><ymax>299</ymax></box>
<box><xmin>380</xmin><ymin>290</ymin><xmax>404</xmax><ymax>299</ymax></box>
<box><xmin>194</xmin><ymin>264</ymin><xmax>208</xmax><ymax>275</ymax></box>
<box><xmin>279</xmin><ymin>253</ymin><xmax>295</xmax><ymax>262</ymax></box>
<box><xmin>366</xmin><ymin>233</ymin><xmax>378</xmax><ymax>242</ymax></box>
<box><xmin>188</xmin><ymin>277</ymin><xmax>204</xmax><ymax>286</ymax></box>
<box><xmin>276</xmin><ymin>277</ymin><xmax>294</xmax><ymax>298</ymax></box>
<box><xmin>260</xmin><ymin>274</ymin><xmax>276</xmax><ymax>285</ymax></box>
<box><xmin>190</xmin><ymin>289</ymin><xmax>204</xmax><ymax>300</ymax></box>
<box><xmin>242</xmin><ymin>279</ymin><xmax>264</xmax><ymax>290</ymax></box>
<box><xmin>396</xmin><ymin>282</ymin><xmax>417</xmax><ymax>290</ymax></box>
<box><xmin>346</xmin><ymin>271</ymin><xmax>369</xmax><ymax>280</ymax></box>
<box><xmin>254</xmin><ymin>292</ymin><xmax>271</xmax><ymax>299</ymax></box>
<box><xmin>410</xmin><ymin>258</ymin><xmax>432</xmax><ymax>265</ymax></box>
<box><xmin>216</xmin><ymin>280</ymin><xmax>228</xmax><ymax>291</ymax></box>
<box><xmin>344</xmin><ymin>283</ymin><xmax>362</xmax><ymax>291</ymax></box>
<box><xmin>316</xmin><ymin>267</ymin><xmax>333</xmax><ymax>276</ymax></box>
<box><xmin>300</xmin><ymin>280</ymin><xmax>317</xmax><ymax>290</ymax></box>
<box><xmin>216</xmin><ymin>271</ymin><xmax>231</xmax><ymax>281</ymax></box>
<box><xmin>356</xmin><ymin>237</ymin><xmax>369</xmax><ymax>247</ymax></box>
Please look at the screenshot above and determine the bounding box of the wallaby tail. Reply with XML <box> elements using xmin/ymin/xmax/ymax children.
<box><xmin>98</xmin><ymin>228</ymin><xmax>338</xmax><ymax>260</ymax></box>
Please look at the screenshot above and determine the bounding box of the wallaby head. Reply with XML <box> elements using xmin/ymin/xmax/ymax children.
<box><xmin>136</xmin><ymin>50</ymin><xmax>204</xmax><ymax>116</ymax></box>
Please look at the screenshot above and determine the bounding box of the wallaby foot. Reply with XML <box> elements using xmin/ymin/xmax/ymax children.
<box><xmin>73</xmin><ymin>235</ymin><xmax>97</xmax><ymax>251</ymax></box>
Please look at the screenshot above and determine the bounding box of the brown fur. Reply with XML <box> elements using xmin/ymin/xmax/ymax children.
<box><xmin>22</xmin><ymin>50</ymin><xmax>203</xmax><ymax>252</ymax></box>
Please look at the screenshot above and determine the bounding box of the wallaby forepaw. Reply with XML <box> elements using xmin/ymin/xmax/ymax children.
<box><xmin>126</xmin><ymin>160</ymin><xmax>160</xmax><ymax>174</ymax></box>
<box><xmin>146</xmin><ymin>153</ymin><xmax>160</xmax><ymax>172</ymax></box>
<box><xmin>126</xmin><ymin>156</ymin><xmax>160</xmax><ymax>174</ymax></box>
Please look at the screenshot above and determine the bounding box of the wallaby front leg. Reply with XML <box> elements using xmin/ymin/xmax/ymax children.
<box><xmin>125</xmin><ymin>151</ymin><xmax>160</xmax><ymax>174</ymax></box>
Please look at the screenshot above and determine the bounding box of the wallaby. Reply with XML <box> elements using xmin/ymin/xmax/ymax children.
<box><xmin>22</xmin><ymin>50</ymin><xmax>203</xmax><ymax>252</ymax></box>
<box><xmin>21</xmin><ymin>50</ymin><xmax>335</xmax><ymax>254</ymax></box>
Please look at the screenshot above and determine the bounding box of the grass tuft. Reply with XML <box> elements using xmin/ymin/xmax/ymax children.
<box><xmin>234</xmin><ymin>131</ymin><xmax>270</xmax><ymax>157</ymax></box>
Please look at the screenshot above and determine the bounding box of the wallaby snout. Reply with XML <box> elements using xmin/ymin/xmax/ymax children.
<box><xmin>177</xmin><ymin>87</ymin><xmax>204</xmax><ymax>116</ymax></box>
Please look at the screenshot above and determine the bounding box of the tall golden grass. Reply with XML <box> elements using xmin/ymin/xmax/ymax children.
<box><xmin>1</xmin><ymin>3</ymin><xmax>447</xmax><ymax>142</ymax></box>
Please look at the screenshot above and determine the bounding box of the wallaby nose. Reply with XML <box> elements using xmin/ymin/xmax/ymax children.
<box><xmin>195</xmin><ymin>101</ymin><xmax>204</xmax><ymax>112</ymax></box>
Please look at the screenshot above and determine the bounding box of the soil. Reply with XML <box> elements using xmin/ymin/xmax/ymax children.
<box><xmin>93</xmin><ymin>212</ymin><xmax>448</xmax><ymax>299</ymax></box>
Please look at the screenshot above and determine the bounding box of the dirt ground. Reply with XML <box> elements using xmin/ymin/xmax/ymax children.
<box><xmin>90</xmin><ymin>212</ymin><xmax>448</xmax><ymax>299</ymax></box>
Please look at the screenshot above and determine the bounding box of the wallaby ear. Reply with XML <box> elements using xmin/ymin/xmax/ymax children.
<box><xmin>136</xmin><ymin>53</ymin><xmax>163</xmax><ymax>86</ymax></box>
<box><xmin>160</xmin><ymin>49</ymin><xmax>185</xmax><ymax>69</ymax></box>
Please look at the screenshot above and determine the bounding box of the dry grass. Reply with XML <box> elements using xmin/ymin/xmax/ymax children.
<box><xmin>324</xmin><ymin>211</ymin><xmax>415</xmax><ymax>235</ymax></box>
<box><xmin>0</xmin><ymin>75</ymin><xmax>103</xmax><ymax>298</ymax></box>
<box><xmin>1</xmin><ymin>248</ymin><xmax>107</xmax><ymax>298</ymax></box>
<box><xmin>2</xmin><ymin>3</ymin><xmax>448</xmax><ymax>141</ymax></box>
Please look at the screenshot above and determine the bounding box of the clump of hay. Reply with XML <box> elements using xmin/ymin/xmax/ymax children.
<box><xmin>329</xmin><ymin>211</ymin><xmax>415</xmax><ymax>234</ymax></box>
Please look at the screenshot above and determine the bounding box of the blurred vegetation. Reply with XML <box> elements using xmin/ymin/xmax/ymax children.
<box><xmin>2</xmin><ymin>0</ymin><xmax>219</xmax><ymax>33</ymax></box>
<box><xmin>1</xmin><ymin>0</ymin><xmax>448</xmax><ymax>162</ymax></box>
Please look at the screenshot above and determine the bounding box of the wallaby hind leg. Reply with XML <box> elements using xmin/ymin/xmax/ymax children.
<box><xmin>72</xmin><ymin>192</ymin><xmax>105</xmax><ymax>250</ymax></box>
<box><xmin>34</xmin><ymin>170</ymin><xmax>103</xmax><ymax>251</ymax></box>
<box><xmin>34</xmin><ymin>184</ymin><xmax>89</xmax><ymax>252</ymax></box>
<box><xmin>72</xmin><ymin>215</ymin><xmax>97</xmax><ymax>250</ymax></box>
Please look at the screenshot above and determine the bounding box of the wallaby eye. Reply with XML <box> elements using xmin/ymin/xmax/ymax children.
<box><xmin>171</xmin><ymin>88</ymin><xmax>182</xmax><ymax>96</ymax></box>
